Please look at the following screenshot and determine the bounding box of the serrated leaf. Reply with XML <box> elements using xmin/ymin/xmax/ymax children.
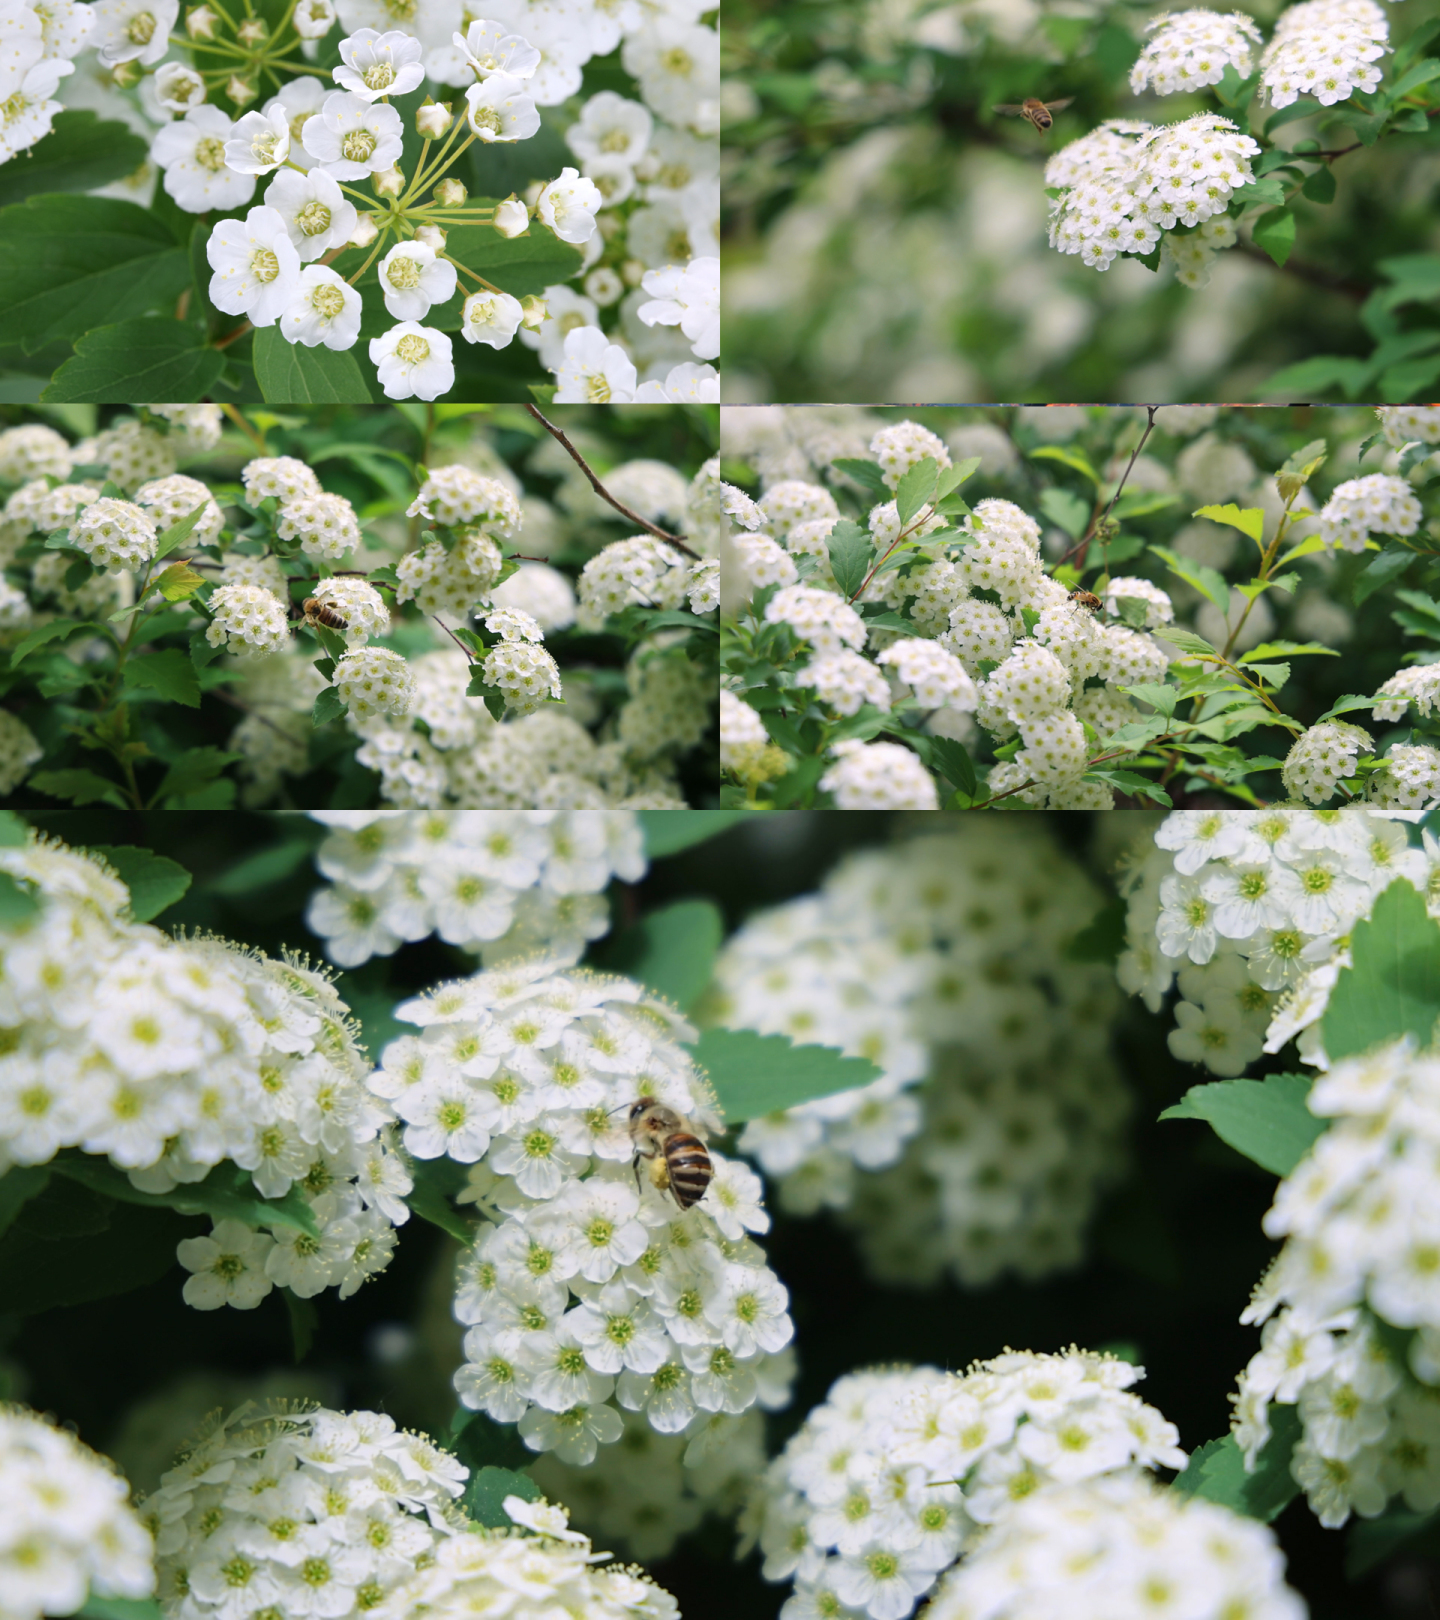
<box><xmin>1193</xmin><ymin>504</ymin><xmax>1266</xmax><ymax>547</ymax></box>
<box><xmin>895</xmin><ymin>457</ymin><xmax>939</xmax><ymax>527</ymax></box>
<box><xmin>153</xmin><ymin>502</ymin><xmax>211</xmax><ymax>563</ymax></box>
<box><xmin>28</xmin><ymin>768</ymin><xmax>127</xmax><ymax>808</ymax></box>
<box><xmin>1354</xmin><ymin>545</ymin><xmax>1415</xmax><ymax>607</ymax></box>
<box><xmin>0</xmin><ymin>1194</ymin><xmax>186</xmax><ymax>1315</ymax></box>
<box><xmin>1162</xmin><ymin>626</ymin><xmax>1223</xmax><ymax>659</ymax></box>
<box><xmin>10</xmin><ymin>618</ymin><xmax>99</xmax><ymax>668</ymax></box>
<box><xmin>1111</xmin><ymin>490</ymin><xmax>1178</xmax><ymax>521</ymax></box>
<box><xmin>0</xmin><ymin>1166</ymin><xmax>50</xmax><ymax>1243</ymax></box>
<box><xmin>830</xmin><ymin>457</ymin><xmax>890</xmax><ymax>500</ymax></box>
<box><xmin>86</xmin><ymin>844</ymin><xmax>191</xmax><ymax>922</ymax></box>
<box><xmin>928</xmin><ymin>736</ymin><xmax>976</xmax><ymax>796</ymax></box>
<box><xmin>48</xmin><ymin>1152</ymin><xmax>318</xmax><ymax>1236</ymax></box>
<box><xmin>463</xmin><ymin>1466</ymin><xmax>540</xmax><ymax>1528</ymax></box>
<box><xmin>1123</xmin><ymin>682</ymin><xmax>1179</xmax><ymax>717</ymax></box>
<box><xmin>826</xmin><ymin>519</ymin><xmax>875</xmax><ymax>599</ymax></box>
<box><xmin>1173</xmin><ymin>1407</ymin><xmax>1303</xmax><ymax>1522</ymax></box>
<box><xmin>449</xmin><ymin>1408</ymin><xmax>532</xmax><ymax>1473</ymax></box>
<box><xmin>600</xmin><ymin>899</ymin><xmax>723</xmax><ymax>1012</ymax></box>
<box><xmin>1160</xmin><ymin>1074</ymin><xmax>1324</xmax><ymax>1175</ymax></box>
<box><xmin>1321</xmin><ymin>880</ymin><xmax>1440</xmax><ymax>1062</ymax></box>
<box><xmin>153</xmin><ymin>561</ymin><xmax>208</xmax><ymax>603</ymax></box>
<box><xmin>0</xmin><ymin>111</ymin><xmax>149</xmax><ymax>210</ymax></box>
<box><xmin>43</xmin><ymin>317</ymin><xmax>224</xmax><ymax>404</ymax></box>
<box><xmin>1028</xmin><ymin>444</ymin><xmax>1100</xmax><ymax>485</ymax></box>
<box><xmin>688</xmin><ymin>1028</ymin><xmax>884</xmax><ymax>1124</ymax></box>
<box><xmin>123</xmin><ymin>648</ymin><xmax>200</xmax><ymax>708</ymax></box>
<box><xmin>313</xmin><ymin>685</ymin><xmax>347</xmax><ymax>727</ymax></box>
<box><xmin>934</xmin><ymin>456</ymin><xmax>981</xmax><ymax>499</ymax></box>
<box><xmin>1150</xmin><ymin>544</ymin><xmax>1230</xmax><ymax>617</ymax></box>
<box><xmin>1038</xmin><ymin>486</ymin><xmax>1090</xmax><ymax>540</ymax></box>
<box><xmin>638</xmin><ymin>810</ymin><xmax>749</xmax><ymax>857</ymax></box>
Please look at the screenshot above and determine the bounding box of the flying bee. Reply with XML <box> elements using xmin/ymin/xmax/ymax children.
<box><xmin>301</xmin><ymin>596</ymin><xmax>349</xmax><ymax>633</ymax></box>
<box><xmin>994</xmin><ymin>96</ymin><xmax>1074</xmax><ymax>132</ymax></box>
<box><xmin>1069</xmin><ymin>589</ymin><xmax>1103</xmax><ymax>613</ymax></box>
<box><xmin>626</xmin><ymin>1096</ymin><xmax>713</xmax><ymax>1210</ymax></box>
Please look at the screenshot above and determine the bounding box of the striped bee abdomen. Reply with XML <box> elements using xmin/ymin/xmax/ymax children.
<box><xmin>664</xmin><ymin>1134</ymin><xmax>713</xmax><ymax>1208</ymax></box>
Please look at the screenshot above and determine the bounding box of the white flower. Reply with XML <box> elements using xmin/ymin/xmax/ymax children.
<box><xmin>294</xmin><ymin>0</ymin><xmax>335</xmax><ymax>35</ymax></box>
<box><xmin>302</xmin><ymin>90</ymin><xmax>404</xmax><ymax>179</ymax></box>
<box><xmin>820</xmin><ymin>741</ymin><xmax>937</xmax><ymax>810</ymax></box>
<box><xmin>459</xmin><ymin>289</ymin><xmax>523</xmax><ymax>348</ymax></box>
<box><xmin>1260</xmin><ymin>0</ymin><xmax>1389</xmax><ymax>109</ymax></box>
<box><xmin>395</xmin><ymin>1073</ymin><xmax>496</xmax><ymax>1160</ymax></box>
<box><xmin>464</xmin><ymin>72</ymin><xmax>539</xmax><ymax>141</ymax></box>
<box><xmin>378</xmin><ymin>241</ymin><xmax>457</xmax><ymax>321</ymax></box>
<box><xmin>177</xmin><ymin>1218</ymin><xmax>276</xmax><ymax>1309</ymax></box>
<box><xmin>335</xmin><ymin>645</ymin><xmax>417</xmax><ymax>717</ymax></box>
<box><xmin>493</xmin><ymin>197</ymin><xmax>529</xmax><ymax>236</ymax></box>
<box><xmin>566</xmin><ymin>91</ymin><xmax>652</xmax><ymax>166</ymax></box>
<box><xmin>207</xmin><ymin>205</ymin><xmax>302</xmax><ymax>326</ymax></box>
<box><xmin>635</xmin><ymin>362</ymin><xmax>721</xmax><ymax>403</ymax></box>
<box><xmin>334</xmin><ymin>27</ymin><xmax>425</xmax><ymax>99</ymax></box>
<box><xmin>70</xmin><ymin>497</ymin><xmax>156</xmax><ymax>572</ymax></box>
<box><xmin>552</xmin><ymin>326</ymin><xmax>637</xmax><ymax>403</ymax></box>
<box><xmin>369</xmin><ymin>323</ymin><xmax>455</xmax><ymax>401</ymax></box>
<box><xmin>1317</xmin><ymin>472</ymin><xmax>1422</xmax><ymax>553</ymax></box>
<box><xmin>205</xmin><ymin>583</ymin><xmax>290</xmax><ymax>655</ymax></box>
<box><xmin>281</xmin><ymin>265</ymin><xmax>365</xmax><ymax>350</ymax></box>
<box><xmin>536</xmin><ymin>165</ymin><xmax>602</xmax><ymax>243</ymax></box>
<box><xmin>223</xmin><ymin>105</ymin><xmax>290</xmax><ymax>174</ymax></box>
<box><xmin>263</xmin><ymin>77</ymin><xmax>328</xmax><ymax>171</ymax></box>
<box><xmin>90</xmin><ymin>0</ymin><xmax>177</xmax><ymax>65</ymax></box>
<box><xmin>152</xmin><ymin>106</ymin><xmax>256</xmax><ymax>212</ymax></box>
<box><xmin>264</xmin><ymin>167</ymin><xmax>358</xmax><ymax>260</ymax></box>
<box><xmin>637</xmin><ymin>256</ymin><xmax>718</xmax><ymax>361</ymax></box>
<box><xmin>1130</xmin><ymin>8</ymin><xmax>1263</xmax><ymax>95</ymax></box>
<box><xmin>621</xmin><ymin>20</ymin><xmax>719</xmax><ymax>130</ymax></box>
<box><xmin>453</xmin><ymin>17</ymin><xmax>540</xmax><ymax>79</ymax></box>
<box><xmin>154</xmin><ymin>61</ymin><xmax>206</xmax><ymax>113</ymax></box>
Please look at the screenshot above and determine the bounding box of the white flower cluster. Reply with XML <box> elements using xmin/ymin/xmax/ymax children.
<box><xmin>744</xmin><ymin>1351</ymin><xmax>1187</xmax><ymax>1620</ymax></box>
<box><xmin>334</xmin><ymin>645</ymin><xmax>418</xmax><ymax>720</ymax></box>
<box><xmin>714</xmin><ymin>824</ymin><xmax>1130</xmax><ymax>1286</ymax></box>
<box><xmin>1045</xmin><ymin>115</ymin><xmax>1256</xmax><ymax>285</ymax></box>
<box><xmin>69</xmin><ymin>496</ymin><xmax>158</xmax><ymax>573</ymax></box>
<box><xmin>1233</xmin><ymin>1036</ymin><xmax>1440</xmax><ymax>1528</ymax></box>
<box><xmin>1280</xmin><ymin>719</ymin><xmax>1373</xmax><ymax>805</ymax></box>
<box><xmin>576</xmin><ymin>536</ymin><xmax>695</xmax><ymax>629</ymax></box>
<box><xmin>0</xmin><ymin>0</ymin><xmax>92</xmax><ymax>167</ymax></box>
<box><xmin>0</xmin><ymin>828</ymin><xmax>411</xmax><ymax>1309</ymax></box>
<box><xmin>926</xmin><ymin>1471</ymin><xmax>1304</xmax><ymax>1620</ymax></box>
<box><xmin>1129</xmin><ymin>9</ymin><xmax>1263</xmax><ymax>96</ymax></box>
<box><xmin>206</xmin><ymin>581</ymin><xmax>291</xmax><ymax>655</ymax></box>
<box><xmin>137</xmin><ymin>1402</ymin><xmax>468</xmax><ymax>1620</ymax></box>
<box><xmin>0</xmin><ymin>1403</ymin><xmax>155</xmax><ymax>1620</ymax></box>
<box><xmin>303</xmin><ymin>809</ymin><xmax>646</xmax><ymax>968</ymax></box>
<box><xmin>1371</xmin><ymin>663</ymin><xmax>1440</xmax><ymax>723</ymax></box>
<box><xmin>1316</xmin><ymin>472</ymin><xmax>1422</xmax><ymax>553</ymax></box>
<box><xmin>1116</xmin><ymin>807</ymin><xmax>1430</xmax><ymax>1076</ymax></box>
<box><xmin>726</xmin><ymin>433</ymin><xmax>1179</xmax><ymax>808</ymax></box>
<box><xmin>374</xmin><ymin>1492</ymin><xmax>680</xmax><ymax>1620</ymax></box>
<box><xmin>0</xmin><ymin>422</ymin><xmax>72</xmax><ymax>483</ymax></box>
<box><xmin>373</xmin><ymin>958</ymin><xmax>794</xmax><ymax>1468</ymax></box>
<box><xmin>1260</xmin><ymin>0</ymin><xmax>1389</xmax><ymax>107</ymax></box>
<box><xmin>1379</xmin><ymin>405</ymin><xmax>1440</xmax><ymax>450</ymax></box>
<box><xmin>308</xmin><ymin>576</ymin><xmax>391</xmax><ymax>647</ymax></box>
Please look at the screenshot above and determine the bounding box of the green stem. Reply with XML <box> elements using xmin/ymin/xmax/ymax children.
<box><xmin>404</xmin><ymin>119</ymin><xmax>471</xmax><ymax>204</ymax></box>
<box><xmin>262</xmin><ymin>56</ymin><xmax>331</xmax><ymax>75</ymax></box>
<box><xmin>1220</xmin><ymin>496</ymin><xmax>1298</xmax><ymax>661</ymax></box>
<box><xmin>345</xmin><ymin>233</ymin><xmax>388</xmax><ymax>285</ymax></box>
<box><xmin>443</xmin><ymin>254</ymin><xmax>502</xmax><ymax>295</ymax></box>
<box><xmin>173</xmin><ymin>33</ymin><xmax>249</xmax><ymax>55</ymax></box>
<box><xmin>412</xmin><ymin>130</ymin><xmax>477</xmax><ymax>199</ymax></box>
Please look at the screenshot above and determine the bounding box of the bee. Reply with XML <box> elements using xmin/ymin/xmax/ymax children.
<box><xmin>626</xmin><ymin>1096</ymin><xmax>713</xmax><ymax>1210</ymax></box>
<box><xmin>301</xmin><ymin>596</ymin><xmax>349</xmax><ymax>633</ymax></box>
<box><xmin>994</xmin><ymin>96</ymin><xmax>1074</xmax><ymax>132</ymax></box>
<box><xmin>1069</xmin><ymin>589</ymin><xmax>1103</xmax><ymax>613</ymax></box>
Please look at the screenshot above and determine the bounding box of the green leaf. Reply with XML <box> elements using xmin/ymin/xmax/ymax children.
<box><xmin>1237</xmin><ymin>641</ymin><xmax>1339</xmax><ymax>662</ymax></box>
<box><xmin>1355</xmin><ymin>545</ymin><xmax>1417</xmax><ymax>606</ymax></box>
<box><xmin>123</xmin><ymin>648</ymin><xmax>201</xmax><ymax>708</ymax></box>
<box><xmin>1251</xmin><ymin>355</ymin><xmax>1373</xmax><ymax>402</ymax></box>
<box><xmin>1111</xmin><ymin>491</ymin><xmax>1178</xmax><ymax>521</ymax></box>
<box><xmin>154</xmin><ymin>561</ymin><xmax>207</xmax><ymax>602</ymax></box>
<box><xmin>1322</xmin><ymin>880</ymin><xmax>1440</xmax><ymax>1062</ymax></box>
<box><xmin>0</xmin><ymin>871</ymin><xmax>40</xmax><ymax>927</ymax></box>
<box><xmin>827</xmin><ymin>518</ymin><xmax>875</xmax><ymax>598</ymax></box>
<box><xmin>1253</xmin><ymin>207</ymin><xmax>1297</xmax><ymax>267</ymax></box>
<box><xmin>1065</xmin><ymin>898</ymin><xmax>1128</xmax><ymax>964</ymax></box>
<box><xmin>1150</xmin><ymin>544</ymin><xmax>1230</xmax><ymax>617</ymax></box>
<box><xmin>10</xmin><ymin>618</ymin><xmax>100</xmax><ymax>668</ymax></box>
<box><xmin>895</xmin><ymin>456</ymin><xmax>939</xmax><ymax>527</ymax></box>
<box><xmin>1160</xmin><ymin>1074</ymin><xmax>1325</xmax><ymax>1176</ymax></box>
<box><xmin>1029</xmin><ymin>444</ymin><xmax>1100</xmax><ymax>485</ymax></box>
<box><xmin>421</xmin><ymin>214</ymin><xmax>583</xmax><ymax>300</ymax></box>
<box><xmin>313</xmin><ymin>686</ymin><xmax>348</xmax><ymax>727</ymax></box>
<box><xmin>1233</xmin><ymin>174</ymin><xmax>1286</xmax><ymax>210</ymax></box>
<box><xmin>0</xmin><ymin>1167</ymin><xmax>50</xmax><ymax>1242</ymax></box>
<box><xmin>405</xmin><ymin>1156</ymin><xmax>474</xmax><ymax>1243</ymax></box>
<box><xmin>1162</xmin><ymin>627</ymin><xmax>1223</xmax><ymax>660</ymax></box>
<box><xmin>48</xmin><ymin>1152</ymin><xmax>318</xmax><ymax>1236</ymax></box>
<box><xmin>688</xmin><ymin>1027</ymin><xmax>884</xmax><ymax>1125</ymax></box>
<box><xmin>1390</xmin><ymin>57</ymin><xmax>1440</xmax><ymax>97</ymax></box>
<box><xmin>44</xmin><ymin>316</ymin><xmax>225</xmax><ymax>404</ymax></box>
<box><xmin>28</xmin><ymin>768</ymin><xmax>127</xmax><ymax>808</ymax></box>
<box><xmin>462</xmin><ymin>1465</ymin><xmax>540</xmax><ymax>1528</ymax></box>
<box><xmin>934</xmin><ymin>456</ymin><xmax>981</xmax><ymax>499</ymax></box>
<box><xmin>1264</xmin><ymin>98</ymin><xmax>1322</xmax><ymax>134</ymax></box>
<box><xmin>206</xmin><ymin>836</ymin><xmax>321</xmax><ymax>897</ymax></box>
<box><xmin>0</xmin><ymin>1194</ymin><xmax>186</xmax><ymax>1314</ymax></box>
<box><xmin>0</xmin><ymin>195</ymin><xmax>189</xmax><ymax>352</ymax></box>
<box><xmin>1173</xmin><ymin>1407</ymin><xmax>1303</xmax><ymax>1522</ymax></box>
<box><xmin>252</xmin><ymin>326</ymin><xmax>373</xmax><ymax>404</ymax></box>
<box><xmin>1123</xmin><ymin>682</ymin><xmax>1179</xmax><ymax>717</ymax></box>
<box><xmin>1192</xmin><ymin>504</ymin><xmax>1266</xmax><ymax>548</ymax></box>
<box><xmin>76</xmin><ymin>1596</ymin><xmax>164</xmax><ymax>1620</ymax></box>
<box><xmin>929</xmin><ymin>736</ymin><xmax>976</xmax><ymax>796</ymax></box>
<box><xmin>0</xmin><ymin>811</ymin><xmax>27</xmax><ymax>847</ymax></box>
<box><xmin>154</xmin><ymin>503</ymin><xmax>211</xmax><ymax>562</ymax></box>
<box><xmin>449</xmin><ymin>1407</ymin><xmax>533</xmax><ymax>1473</ymax></box>
<box><xmin>639</xmin><ymin>810</ymin><xmax>749</xmax><ymax>856</ymax></box>
<box><xmin>1038</xmin><ymin>486</ymin><xmax>1090</xmax><ymax>540</ymax></box>
<box><xmin>1314</xmin><ymin>693</ymin><xmax>1381</xmax><ymax>723</ymax></box>
<box><xmin>1346</xmin><ymin>1501</ymin><xmax>1440</xmax><ymax>1578</ymax></box>
<box><xmin>830</xmin><ymin>457</ymin><xmax>890</xmax><ymax>501</ymax></box>
<box><xmin>601</xmin><ymin>898</ymin><xmax>724</xmax><ymax>1012</ymax></box>
<box><xmin>86</xmin><ymin>844</ymin><xmax>192</xmax><ymax>921</ymax></box>
<box><xmin>155</xmin><ymin>747</ymin><xmax>241</xmax><ymax>804</ymax></box>
<box><xmin>1300</xmin><ymin>165</ymin><xmax>1336</xmax><ymax>204</ymax></box>
<box><xmin>0</xmin><ymin>111</ymin><xmax>149</xmax><ymax>210</ymax></box>
<box><xmin>285</xmin><ymin>1289</ymin><xmax>318</xmax><ymax>1362</ymax></box>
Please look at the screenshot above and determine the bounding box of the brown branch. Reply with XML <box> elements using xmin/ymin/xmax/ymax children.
<box><xmin>524</xmin><ymin>403</ymin><xmax>700</xmax><ymax>560</ymax></box>
<box><xmin>433</xmin><ymin>614</ymin><xmax>477</xmax><ymax>662</ymax></box>
<box><xmin>1234</xmin><ymin>241</ymin><xmax>1373</xmax><ymax>301</ymax></box>
<box><xmin>208</xmin><ymin>685</ymin><xmax>302</xmax><ymax>743</ymax></box>
<box><xmin>1054</xmin><ymin>405</ymin><xmax>1159</xmax><ymax>572</ymax></box>
<box><xmin>220</xmin><ymin>402</ymin><xmax>265</xmax><ymax>448</ymax></box>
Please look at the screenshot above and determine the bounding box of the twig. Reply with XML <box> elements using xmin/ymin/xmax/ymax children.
<box><xmin>221</xmin><ymin>403</ymin><xmax>266</xmax><ymax>449</ymax></box>
<box><xmin>524</xmin><ymin>403</ymin><xmax>700</xmax><ymax>560</ymax></box>
<box><xmin>208</xmin><ymin>685</ymin><xmax>303</xmax><ymax>743</ymax></box>
<box><xmin>434</xmin><ymin>614</ymin><xmax>477</xmax><ymax>661</ymax></box>
<box><xmin>214</xmin><ymin>324</ymin><xmax>255</xmax><ymax>353</ymax></box>
<box><xmin>1055</xmin><ymin>405</ymin><xmax>1159</xmax><ymax>572</ymax></box>
<box><xmin>1234</xmin><ymin>241</ymin><xmax>1372</xmax><ymax>301</ymax></box>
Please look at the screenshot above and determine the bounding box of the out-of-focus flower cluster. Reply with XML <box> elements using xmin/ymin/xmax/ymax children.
<box><xmin>369</xmin><ymin>959</ymin><xmax>795</xmax><ymax>1474</ymax></box>
<box><xmin>302</xmin><ymin>808</ymin><xmax>645</xmax><ymax>967</ymax></box>
<box><xmin>711</xmin><ymin>822</ymin><xmax>1130</xmax><ymax>1287</ymax></box>
<box><xmin>742</xmin><ymin>1350</ymin><xmax>1188</xmax><ymax>1620</ymax></box>
<box><xmin>0</xmin><ymin>828</ymin><xmax>410</xmax><ymax>1311</ymax></box>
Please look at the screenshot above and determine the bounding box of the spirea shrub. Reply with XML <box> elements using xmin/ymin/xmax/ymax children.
<box><xmin>0</xmin><ymin>1403</ymin><xmax>155</xmax><ymax>1620</ymax></box>
<box><xmin>0</xmin><ymin>826</ymin><xmax>412</xmax><ymax>1311</ymax></box>
<box><xmin>0</xmin><ymin>405</ymin><xmax>717</xmax><ymax>810</ymax></box>
<box><xmin>370</xmin><ymin>957</ymin><xmax>795</xmax><ymax>1471</ymax></box>
<box><xmin>742</xmin><ymin>1350</ymin><xmax>1187</xmax><ymax>1620</ymax></box>
<box><xmin>711</xmin><ymin>822</ymin><xmax>1130</xmax><ymax>1286</ymax></box>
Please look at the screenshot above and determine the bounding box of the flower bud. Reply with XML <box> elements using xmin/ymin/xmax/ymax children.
<box><xmin>433</xmin><ymin>177</ymin><xmax>466</xmax><ymax>208</ymax></box>
<box><xmin>415</xmin><ymin>99</ymin><xmax>452</xmax><ymax>138</ymax></box>
<box><xmin>372</xmin><ymin>166</ymin><xmax>404</xmax><ymax>198</ymax></box>
<box><xmin>226</xmin><ymin>74</ymin><xmax>258</xmax><ymax>106</ymax></box>
<box><xmin>350</xmin><ymin>215</ymin><xmax>379</xmax><ymax>248</ymax></box>
<box><xmin>493</xmin><ymin>197</ymin><xmax>529</xmax><ymax>238</ymax></box>
<box><xmin>185</xmin><ymin>4</ymin><xmax>217</xmax><ymax>38</ymax></box>
<box><xmin>415</xmin><ymin>224</ymin><xmax>446</xmax><ymax>250</ymax></box>
<box><xmin>519</xmin><ymin>294</ymin><xmax>548</xmax><ymax>331</ymax></box>
<box><xmin>621</xmin><ymin>258</ymin><xmax>645</xmax><ymax>286</ymax></box>
<box><xmin>236</xmin><ymin>16</ymin><xmax>267</xmax><ymax>43</ymax></box>
<box><xmin>110</xmin><ymin>58</ymin><xmax>143</xmax><ymax>88</ymax></box>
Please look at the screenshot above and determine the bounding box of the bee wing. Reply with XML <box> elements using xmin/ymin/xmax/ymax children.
<box><xmin>992</xmin><ymin>104</ymin><xmax>1025</xmax><ymax>115</ymax></box>
<box><xmin>1044</xmin><ymin>97</ymin><xmax>1074</xmax><ymax>112</ymax></box>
